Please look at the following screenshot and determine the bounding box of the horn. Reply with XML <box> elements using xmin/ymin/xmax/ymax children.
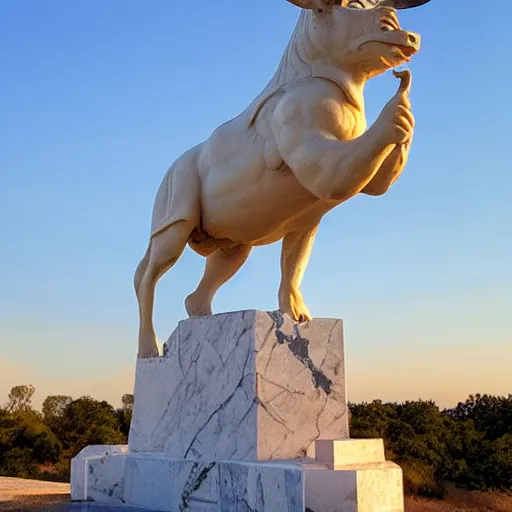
<box><xmin>285</xmin><ymin>0</ymin><xmax>319</xmax><ymax>8</ymax></box>
<box><xmin>377</xmin><ymin>0</ymin><xmax>431</xmax><ymax>9</ymax></box>
<box><xmin>285</xmin><ymin>0</ymin><xmax>339</xmax><ymax>8</ymax></box>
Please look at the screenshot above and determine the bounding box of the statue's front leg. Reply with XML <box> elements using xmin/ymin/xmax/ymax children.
<box><xmin>278</xmin><ymin>225</ymin><xmax>319</xmax><ymax>322</ymax></box>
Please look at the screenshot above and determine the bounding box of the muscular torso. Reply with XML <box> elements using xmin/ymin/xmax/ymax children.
<box><xmin>194</xmin><ymin>78</ymin><xmax>365</xmax><ymax>246</ymax></box>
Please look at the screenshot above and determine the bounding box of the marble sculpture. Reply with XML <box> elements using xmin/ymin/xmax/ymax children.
<box><xmin>134</xmin><ymin>0</ymin><xmax>429</xmax><ymax>358</ymax></box>
<box><xmin>71</xmin><ymin>1</ymin><xmax>433</xmax><ymax>509</ymax></box>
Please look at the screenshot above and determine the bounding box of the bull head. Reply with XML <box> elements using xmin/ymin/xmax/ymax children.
<box><xmin>285</xmin><ymin>0</ymin><xmax>424</xmax><ymax>79</ymax></box>
<box><xmin>287</xmin><ymin>0</ymin><xmax>431</xmax><ymax>10</ymax></box>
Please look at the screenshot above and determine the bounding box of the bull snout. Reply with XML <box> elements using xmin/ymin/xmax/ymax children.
<box><xmin>378</xmin><ymin>28</ymin><xmax>421</xmax><ymax>57</ymax></box>
<box><xmin>404</xmin><ymin>31</ymin><xmax>420</xmax><ymax>51</ymax></box>
<box><xmin>377</xmin><ymin>8</ymin><xmax>421</xmax><ymax>52</ymax></box>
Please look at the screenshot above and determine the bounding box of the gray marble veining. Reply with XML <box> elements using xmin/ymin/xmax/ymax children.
<box><xmin>129</xmin><ymin>310</ymin><xmax>348</xmax><ymax>461</ymax></box>
<box><xmin>219</xmin><ymin>461</ymin><xmax>304</xmax><ymax>512</ymax></box>
<box><xmin>78</xmin><ymin>453</ymin><xmax>305</xmax><ymax>512</ymax></box>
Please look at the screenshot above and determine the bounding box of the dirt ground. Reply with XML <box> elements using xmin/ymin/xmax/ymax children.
<box><xmin>0</xmin><ymin>478</ymin><xmax>69</xmax><ymax>511</ymax></box>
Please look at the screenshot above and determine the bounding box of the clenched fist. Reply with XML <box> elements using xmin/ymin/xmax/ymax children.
<box><xmin>373</xmin><ymin>70</ymin><xmax>415</xmax><ymax>146</ymax></box>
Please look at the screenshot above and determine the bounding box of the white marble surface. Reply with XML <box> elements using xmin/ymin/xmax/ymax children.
<box><xmin>124</xmin><ymin>455</ymin><xmax>219</xmax><ymax>511</ymax></box>
<box><xmin>74</xmin><ymin>451</ymin><xmax>304</xmax><ymax>511</ymax></box>
<box><xmin>356</xmin><ymin>462</ymin><xmax>404</xmax><ymax>512</ymax></box>
<box><xmin>256</xmin><ymin>311</ymin><xmax>348</xmax><ymax>460</ymax></box>
<box><xmin>72</xmin><ymin>449</ymin><xmax>402</xmax><ymax>511</ymax></box>
<box><xmin>129</xmin><ymin>311</ymin><xmax>348</xmax><ymax>461</ymax></box>
<box><xmin>315</xmin><ymin>439</ymin><xmax>385</xmax><ymax>468</ymax></box>
<box><xmin>306</xmin><ymin>467</ymin><xmax>358</xmax><ymax>512</ymax></box>
<box><xmin>129</xmin><ymin>311</ymin><xmax>257</xmax><ymax>460</ymax></box>
<box><xmin>87</xmin><ymin>454</ymin><xmax>127</xmax><ymax>505</ymax></box>
<box><xmin>219</xmin><ymin>461</ymin><xmax>304</xmax><ymax>512</ymax></box>
<box><xmin>70</xmin><ymin>445</ymin><xmax>128</xmax><ymax>501</ymax></box>
<box><xmin>305</xmin><ymin>461</ymin><xmax>404</xmax><ymax>512</ymax></box>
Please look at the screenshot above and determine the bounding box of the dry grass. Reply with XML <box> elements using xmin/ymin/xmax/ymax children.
<box><xmin>406</xmin><ymin>486</ymin><xmax>512</xmax><ymax>512</ymax></box>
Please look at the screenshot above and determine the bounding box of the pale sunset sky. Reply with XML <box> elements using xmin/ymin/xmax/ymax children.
<box><xmin>1</xmin><ymin>1</ymin><xmax>510</xmax><ymax>411</ymax></box>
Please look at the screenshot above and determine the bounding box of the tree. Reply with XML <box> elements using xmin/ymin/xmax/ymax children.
<box><xmin>42</xmin><ymin>395</ymin><xmax>73</xmax><ymax>422</ymax></box>
<box><xmin>121</xmin><ymin>394</ymin><xmax>134</xmax><ymax>412</ymax></box>
<box><xmin>351</xmin><ymin>399</ymin><xmax>465</xmax><ymax>497</ymax></box>
<box><xmin>5</xmin><ymin>385</ymin><xmax>35</xmax><ymax>413</ymax></box>
<box><xmin>446</xmin><ymin>394</ymin><xmax>512</xmax><ymax>441</ymax></box>
<box><xmin>0</xmin><ymin>408</ymin><xmax>61</xmax><ymax>479</ymax></box>
<box><xmin>467</xmin><ymin>434</ymin><xmax>512</xmax><ymax>491</ymax></box>
<box><xmin>58</xmin><ymin>397</ymin><xmax>125</xmax><ymax>458</ymax></box>
<box><xmin>349</xmin><ymin>400</ymin><xmax>396</xmax><ymax>440</ymax></box>
<box><xmin>117</xmin><ymin>394</ymin><xmax>134</xmax><ymax>437</ymax></box>
<box><xmin>42</xmin><ymin>395</ymin><xmax>73</xmax><ymax>439</ymax></box>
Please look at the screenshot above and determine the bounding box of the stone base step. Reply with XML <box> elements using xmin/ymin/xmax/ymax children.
<box><xmin>71</xmin><ymin>445</ymin><xmax>404</xmax><ymax>512</ymax></box>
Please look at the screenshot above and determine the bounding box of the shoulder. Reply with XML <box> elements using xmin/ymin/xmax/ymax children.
<box><xmin>272</xmin><ymin>77</ymin><xmax>350</xmax><ymax>135</ymax></box>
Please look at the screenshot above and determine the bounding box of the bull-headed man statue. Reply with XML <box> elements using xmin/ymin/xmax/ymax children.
<box><xmin>134</xmin><ymin>0</ymin><xmax>431</xmax><ymax>358</ymax></box>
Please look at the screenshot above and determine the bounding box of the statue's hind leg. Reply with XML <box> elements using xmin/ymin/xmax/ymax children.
<box><xmin>185</xmin><ymin>244</ymin><xmax>252</xmax><ymax>317</ymax></box>
<box><xmin>134</xmin><ymin>245</ymin><xmax>151</xmax><ymax>294</ymax></box>
<box><xmin>135</xmin><ymin>220</ymin><xmax>195</xmax><ymax>358</ymax></box>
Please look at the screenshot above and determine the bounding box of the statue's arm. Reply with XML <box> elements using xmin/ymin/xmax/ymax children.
<box><xmin>362</xmin><ymin>70</ymin><xmax>414</xmax><ymax>196</ymax></box>
<box><xmin>271</xmin><ymin>79</ymin><xmax>412</xmax><ymax>202</ymax></box>
<box><xmin>361</xmin><ymin>137</ymin><xmax>412</xmax><ymax>197</ymax></box>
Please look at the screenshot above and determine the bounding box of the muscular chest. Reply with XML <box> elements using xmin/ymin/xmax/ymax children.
<box><xmin>330</xmin><ymin>101</ymin><xmax>367</xmax><ymax>142</ymax></box>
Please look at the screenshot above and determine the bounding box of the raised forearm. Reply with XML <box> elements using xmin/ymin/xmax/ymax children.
<box><xmin>274</xmin><ymin>71</ymin><xmax>414</xmax><ymax>202</ymax></box>
<box><xmin>362</xmin><ymin>141</ymin><xmax>410</xmax><ymax>196</ymax></box>
<box><xmin>309</xmin><ymin>128</ymin><xmax>395</xmax><ymax>201</ymax></box>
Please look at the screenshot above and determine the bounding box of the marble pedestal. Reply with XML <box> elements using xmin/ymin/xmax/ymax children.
<box><xmin>130</xmin><ymin>311</ymin><xmax>348</xmax><ymax>460</ymax></box>
<box><xmin>71</xmin><ymin>311</ymin><xmax>404</xmax><ymax>511</ymax></box>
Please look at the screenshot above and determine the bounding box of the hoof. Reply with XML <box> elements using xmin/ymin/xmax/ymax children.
<box><xmin>185</xmin><ymin>293</ymin><xmax>212</xmax><ymax>317</ymax></box>
<box><xmin>279</xmin><ymin>291</ymin><xmax>313</xmax><ymax>324</ymax></box>
<box><xmin>138</xmin><ymin>334</ymin><xmax>160</xmax><ymax>359</ymax></box>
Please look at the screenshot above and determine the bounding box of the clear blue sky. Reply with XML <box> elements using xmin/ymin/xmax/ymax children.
<box><xmin>1</xmin><ymin>0</ymin><xmax>510</xmax><ymax>409</ymax></box>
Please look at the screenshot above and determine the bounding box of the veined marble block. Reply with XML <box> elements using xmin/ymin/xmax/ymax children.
<box><xmin>74</xmin><ymin>451</ymin><xmax>304</xmax><ymax>511</ymax></box>
<box><xmin>129</xmin><ymin>310</ymin><xmax>348</xmax><ymax>461</ymax></box>
<box><xmin>71</xmin><ymin>444</ymin><xmax>403</xmax><ymax>512</ymax></box>
<box><xmin>70</xmin><ymin>445</ymin><xmax>129</xmax><ymax>501</ymax></box>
